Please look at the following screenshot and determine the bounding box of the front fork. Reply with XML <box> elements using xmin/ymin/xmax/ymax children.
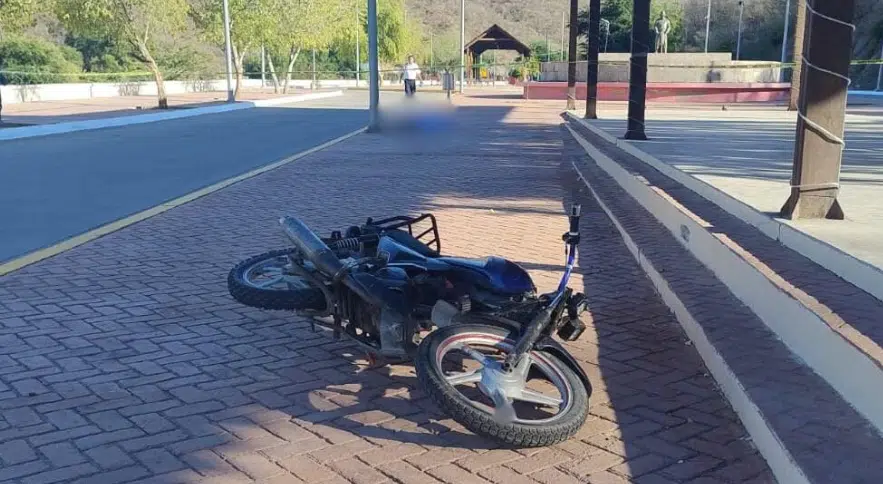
<box><xmin>503</xmin><ymin>204</ymin><xmax>586</xmax><ymax>372</ymax></box>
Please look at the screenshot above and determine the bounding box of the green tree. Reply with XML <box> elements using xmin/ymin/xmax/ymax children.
<box><xmin>262</xmin><ymin>0</ymin><xmax>351</xmax><ymax>92</ymax></box>
<box><xmin>0</xmin><ymin>0</ymin><xmax>42</xmax><ymax>37</ymax></box>
<box><xmin>55</xmin><ymin>0</ymin><xmax>190</xmax><ymax>108</ymax></box>
<box><xmin>191</xmin><ymin>0</ymin><xmax>269</xmax><ymax>97</ymax></box>
<box><xmin>577</xmin><ymin>0</ymin><xmax>683</xmax><ymax>53</ymax></box>
<box><xmin>0</xmin><ymin>35</ymin><xmax>83</xmax><ymax>84</ymax></box>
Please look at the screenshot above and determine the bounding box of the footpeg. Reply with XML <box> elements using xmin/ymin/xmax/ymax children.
<box><xmin>557</xmin><ymin>316</ymin><xmax>586</xmax><ymax>342</ymax></box>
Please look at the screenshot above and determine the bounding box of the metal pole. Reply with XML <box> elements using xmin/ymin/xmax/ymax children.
<box><xmin>261</xmin><ymin>45</ymin><xmax>266</xmax><ymax>88</ymax></box>
<box><xmin>602</xmin><ymin>19</ymin><xmax>610</xmax><ymax>53</ymax></box>
<box><xmin>222</xmin><ymin>0</ymin><xmax>235</xmax><ymax>102</ymax></box>
<box><xmin>561</xmin><ymin>11</ymin><xmax>566</xmax><ymax>61</ymax></box>
<box><xmin>586</xmin><ymin>0</ymin><xmax>601</xmax><ymax>119</ymax></box>
<box><xmin>368</xmin><ymin>0</ymin><xmax>379</xmax><ymax>130</ymax></box>
<box><xmin>736</xmin><ymin>1</ymin><xmax>744</xmax><ymax>60</ymax></box>
<box><xmin>704</xmin><ymin>0</ymin><xmax>711</xmax><ymax>53</ymax></box>
<box><xmin>356</xmin><ymin>3</ymin><xmax>361</xmax><ymax>87</ymax></box>
<box><xmin>311</xmin><ymin>49</ymin><xmax>317</xmax><ymax>89</ymax></box>
<box><xmin>459</xmin><ymin>0</ymin><xmax>465</xmax><ymax>93</ymax></box>
<box><xmin>780</xmin><ymin>0</ymin><xmax>790</xmax><ymax>82</ymax></box>
<box><xmin>492</xmin><ymin>48</ymin><xmax>497</xmax><ymax>87</ymax></box>
<box><xmin>877</xmin><ymin>40</ymin><xmax>883</xmax><ymax>91</ymax></box>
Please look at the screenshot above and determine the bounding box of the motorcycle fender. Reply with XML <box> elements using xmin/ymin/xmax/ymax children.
<box><xmin>533</xmin><ymin>336</ymin><xmax>593</xmax><ymax>396</ymax></box>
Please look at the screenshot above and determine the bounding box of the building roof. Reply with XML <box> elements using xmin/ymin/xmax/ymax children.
<box><xmin>464</xmin><ymin>24</ymin><xmax>532</xmax><ymax>57</ymax></box>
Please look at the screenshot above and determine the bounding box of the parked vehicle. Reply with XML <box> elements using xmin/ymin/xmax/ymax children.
<box><xmin>227</xmin><ymin>206</ymin><xmax>592</xmax><ymax>446</ymax></box>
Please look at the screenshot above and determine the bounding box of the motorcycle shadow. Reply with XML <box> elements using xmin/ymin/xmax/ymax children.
<box><xmin>294</xmin><ymin>342</ymin><xmax>502</xmax><ymax>450</ymax></box>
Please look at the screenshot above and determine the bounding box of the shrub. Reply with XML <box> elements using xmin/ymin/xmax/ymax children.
<box><xmin>0</xmin><ymin>35</ymin><xmax>84</xmax><ymax>84</ymax></box>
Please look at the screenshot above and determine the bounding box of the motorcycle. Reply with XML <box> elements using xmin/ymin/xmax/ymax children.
<box><xmin>227</xmin><ymin>206</ymin><xmax>592</xmax><ymax>447</ymax></box>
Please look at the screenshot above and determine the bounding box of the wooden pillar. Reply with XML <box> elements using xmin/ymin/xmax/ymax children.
<box><xmin>585</xmin><ymin>0</ymin><xmax>602</xmax><ymax>119</ymax></box>
<box><xmin>624</xmin><ymin>0</ymin><xmax>650</xmax><ymax>140</ymax></box>
<box><xmin>779</xmin><ymin>0</ymin><xmax>856</xmax><ymax>220</ymax></box>
<box><xmin>566</xmin><ymin>0</ymin><xmax>579</xmax><ymax>110</ymax></box>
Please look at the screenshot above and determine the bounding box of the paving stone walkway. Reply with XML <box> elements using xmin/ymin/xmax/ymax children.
<box><xmin>0</xmin><ymin>95</ymin><xmax>773</xmax><ymax>483</ymax></box>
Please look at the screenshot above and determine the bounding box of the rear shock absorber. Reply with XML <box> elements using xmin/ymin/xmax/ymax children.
<box><xmin>329</xmin><ymin>237</ymin><xmax>361</xmax><ymax>251</ymax></box>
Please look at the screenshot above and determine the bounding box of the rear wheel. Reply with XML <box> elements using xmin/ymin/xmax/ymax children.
<box><xmin>227</xmin><ymin>248</ymin><xmax>326</xmax><ymax>311</ymax></box>
<box><xmin>415</xmin><ymin>323</ymin><xmax>589</xmax><ymax>447</ymax></box>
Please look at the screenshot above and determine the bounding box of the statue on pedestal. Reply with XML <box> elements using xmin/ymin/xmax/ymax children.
<box><xmin>654</xmin><ymin>11</ymin><xmax>671</xmax><ymax>53</ymax></box>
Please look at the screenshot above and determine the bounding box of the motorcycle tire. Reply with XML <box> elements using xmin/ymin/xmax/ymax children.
<box><xmin>227</xmin><ymin>248</ymin><xmax>326</xmax><ymax>311</ymax></box>
<box><xmin>416</xmin><ymin>323</ymin><xmax>589</xmax><ymax>447</ymax></box>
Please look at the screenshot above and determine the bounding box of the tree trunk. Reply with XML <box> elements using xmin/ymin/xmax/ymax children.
<box><xmin>267</xmin><ymin>54</ymin><xmax>280</xmax><ymax>93</ymax></box>
<box><xmin>282</xmin><ymin>47</ymin><xmax>301</xmax><ymax>94</ymax></box>
<box><xmin>231</xmin><ymin>43</ymin><xmax>247</xmax><ymax>99</ymax></box>
<box><xmin>136</xmin><ymin>39</ymin><xmax>168</xmax><ymax>109</ymax></box>
<box><xmin>789</xmin><ymin>0</ymin><xmax>807</xmax><ymax>111</ymax></box>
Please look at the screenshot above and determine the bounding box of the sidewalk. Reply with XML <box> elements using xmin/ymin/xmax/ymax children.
<box><xmin>0</xmin><ymin>95</ymin><xmax>771</xmax><ymax>483</ymax></box>
<box><xmin>583</xmin><ymin>103</ymin><xmax>883</xmax><ymax>272</ymax></box>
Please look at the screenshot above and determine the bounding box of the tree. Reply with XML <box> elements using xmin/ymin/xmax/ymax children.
<box><xmin>262</xmin><ymin>0</ymin><xmax>351</xmax><ymax>93</ymax></box>
<box><xmin>0</xmin><ymin>0</ymin><xmax>41</xmax><ymax>37</ymax></box>
<box><xmin>55</xmin><ymin>0</ymin><xmax>189</xmax><ymax>109</ymax></box>
<box><xmin>191</xmin><ymin>0</ymin><xmax>269</xmax><ymax>98</ymax></box>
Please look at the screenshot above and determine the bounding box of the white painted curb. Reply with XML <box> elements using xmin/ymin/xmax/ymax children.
<box><xmin>565</xmin><ymin>111</ymin><xmax>883</xmax><ymax>304</ymax></box>
<box><xmin>567</xmin><ymin>143</ymin><xmax>809</xmax><ymax>484</ymax></box>
<box><xmin>567</xmin><ymin>122</ymin><xmax>883</xmax><ymax>445</ymax></box>
<box><xmin>0</xmin><ymin>90</ymin><xmax>344</xmax><ymax>142</ymax></box>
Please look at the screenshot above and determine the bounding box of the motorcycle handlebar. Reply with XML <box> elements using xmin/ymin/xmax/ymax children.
<box><xmin>569</xmin><ymin>204</ymin><xmax>581</xmax><ymax>234</ymax></box>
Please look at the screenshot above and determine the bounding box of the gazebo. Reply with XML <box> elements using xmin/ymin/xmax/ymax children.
<box><xmin>464</xmin><ymin>24</ymin><xmax>532</xmax><ymax>80</ymax></box>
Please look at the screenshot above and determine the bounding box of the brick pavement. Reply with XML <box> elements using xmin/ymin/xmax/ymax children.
<box><xmin>0</xmin><ymin>95</ymin><xmax>772</xmax><ymax>483</ymax></box>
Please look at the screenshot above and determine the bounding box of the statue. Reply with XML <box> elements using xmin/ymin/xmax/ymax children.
<box><xmin>654</xmin><ymin>11</ymin><xmax>671</xmax><ymax>53</ymax></box>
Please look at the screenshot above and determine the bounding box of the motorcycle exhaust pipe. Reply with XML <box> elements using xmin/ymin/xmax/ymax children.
<box><xmin>279</xmin><ymin>216</ymin><xmax>344</xmax><ymax>277</ymax></box>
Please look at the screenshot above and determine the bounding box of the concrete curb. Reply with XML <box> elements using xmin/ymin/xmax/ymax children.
<box><xmin>0</xmin><ymin>90</ymin><xmax>344</xmax><ymax>142</ymax></box>
<box><xmin>566</xmin><ymin>139</ymin><xmax>809</xmax><ymax>484</ymax></box>
<box><xmin>564</xmin><ymin>111</ymin><xmax>883</xmax><ymax>304</ymax></box>
<box><xmin>565</xmin><ymin>119</ymin><xmax>883</xmax><ymax>435</ymax></box>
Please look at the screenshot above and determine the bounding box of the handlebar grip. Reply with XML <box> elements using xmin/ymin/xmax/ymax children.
<box><xmin>569</xmin><ymin>204</ymin><xmax>581</xmax><ymax>234</ymax></box>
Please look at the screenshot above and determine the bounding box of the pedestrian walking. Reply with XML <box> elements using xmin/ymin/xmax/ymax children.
<box><xmin>402</xmin><ymin>55</ymin><xmax>421</xmax><ymax>97</ymax></box>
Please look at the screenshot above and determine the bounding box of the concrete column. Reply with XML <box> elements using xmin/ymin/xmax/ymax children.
<box><xmin>780</xmin><ymin>0</ymin><xmax>857</xmax><ymax>220</ymax></box>
<box><xmin>624</xmin><ymin>0</ymin><xmax>650</xmax><ymax>140</ymax></box>
<box><xmin>585</xmin><ymin>0</ymin><xmax>601</xmax><ymax>119</ymax></box>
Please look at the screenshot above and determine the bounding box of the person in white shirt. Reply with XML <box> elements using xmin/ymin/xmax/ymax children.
<box><xmin>402</xmin><ymin>55</ymin><xmax>421</xmax><ymax>97</ymax></box>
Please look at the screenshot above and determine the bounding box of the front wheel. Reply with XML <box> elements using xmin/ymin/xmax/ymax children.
<box><xmin>227</xmin><ymin>248</ymin><xmax>326</xmax><ymax>311</ymax></box>
<box><xmin>415</xmin><ymin>323</ymin><xmax>589</xmax><ymax>447</ymax></box>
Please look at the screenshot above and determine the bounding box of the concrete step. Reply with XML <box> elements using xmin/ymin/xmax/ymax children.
<box><xmin>563</xmin><ymin>115</ymin><xmax>883</xmax><ymax>483</ymax></box>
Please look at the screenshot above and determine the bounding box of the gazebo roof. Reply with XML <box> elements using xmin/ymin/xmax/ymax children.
<box><xmin>464</xmin><ymin>24</ymin><xmax>532</xmax><ymax>57</ymax></box>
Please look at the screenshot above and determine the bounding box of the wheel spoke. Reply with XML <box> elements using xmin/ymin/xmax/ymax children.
<box><xmin>445</xmin><ymin>370</ymin><xmax>482</xmax><ymax>386</ymax></box>
<box><xmin>255</xmin><ymin>276</ymin><xmax>284</xmax><ymax>288</ymax></box>
<box><xmin>515</xmin><ymin>389</ymin><xmax>562</xmax><ymax>408</ymax></box>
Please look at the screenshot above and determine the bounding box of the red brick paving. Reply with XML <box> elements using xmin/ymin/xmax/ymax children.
<box><xmin>0</xmin><ymin>95</ymin><xmax>773</xmax><ymax>482</ymax></box>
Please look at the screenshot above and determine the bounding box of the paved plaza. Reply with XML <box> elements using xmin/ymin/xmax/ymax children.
<box><xmin>588</xmin><ymin>102</ymin><xmax>883</xmax><ymax>270</ymax></box>
<box><xmin>0</xmin><ymin>94</ymin><xmax>773</xmax><ymax>483</ymax></box>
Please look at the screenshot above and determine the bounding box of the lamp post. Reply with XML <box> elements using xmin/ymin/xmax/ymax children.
<box><xmin>780</xmin><ymin>0</ymin><xmax>790</xmax><ymax>82</ymax></box>
<box><xmin>459</xmin><ymin>0</ymin><xmax>465</xmax><ymax>93</ymax></box>
<box><xmin>736</xmin><ymin>1</ymin><xmax>744</xmax><ymax>60</ymax></box>
<box><xmin>704</xmin><ymin>0</ymin><xmax>711</xmax><ymax>53</ymax></box>
<box><xmin>222</xmin><ymin>0</ymin><xmax>235</xmax><ymax>102</ymax></box>
<box><xmin>367</xmin><ymin>0</ymin><xmax>379</xmax><ymax>130</ymax></box>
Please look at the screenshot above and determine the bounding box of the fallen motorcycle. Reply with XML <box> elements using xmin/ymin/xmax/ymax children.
<box><xmin>227</xmin><ymin>206</ymin><xmax>592</xmax><ymax>447</ymax></box>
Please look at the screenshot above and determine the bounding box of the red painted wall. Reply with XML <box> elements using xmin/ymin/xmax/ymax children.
<box><xmin>522</xmin><ymin>82</ymin><xmax>789</xmax><ymax>103</ymax></box>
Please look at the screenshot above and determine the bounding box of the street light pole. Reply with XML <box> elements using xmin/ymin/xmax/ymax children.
<box><xmin>736</xmin><ymin>1</ymin><xmax>744</xmax><ymax>60</ymax></box>
<box><xmin>222</xmin><ymin>0</ymin><xmax>235</xmax><ymax>102</ymax></box>
<box><xmin>780</xmin><ymin>0</ymin><xmax>790</xmax><ymax>82</ymax></box>
<box><xmin>368</xmin><ymin>0</ymin><xmax>380</xmax><ymax>130</ymax></box>
<box><xmin>877</xmin><ymin>40</ymin><xmax>883</xmax><ymax>91</ymax></box>
<box><xmin>561</xmin><ymin>11</ymin><xmax>566</xmax><ymax>62</ymax></box>
<box><xmin>459</xmin><ymin>0</ymin><xmax>465</xmax><ymax>93</ymax></box>
<box><xmin>261</xmin><ymin>45</ymin><xmax>266</xmax><ymax>88</ymax></box>
<box><xmin>355</xmin><ymin>3</ymin><xmax>361</xmax><ymax>87</ymax></box>
<box><xmin>704</xmin><ymin>0</ymin><xmax>711</xmax><ymax>53</ymax></box>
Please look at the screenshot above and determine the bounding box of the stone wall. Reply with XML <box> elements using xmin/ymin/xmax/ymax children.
<box><xmin>540</xmin><ymin>53</ymin><xmax>782</xmax><ymax>84</ymax></box>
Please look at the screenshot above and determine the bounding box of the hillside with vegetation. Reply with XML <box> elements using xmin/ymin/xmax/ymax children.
<box><xmin>1</xmin><ymin>0</ymin><xmax>881</xmax><ymax>108</ymax></box>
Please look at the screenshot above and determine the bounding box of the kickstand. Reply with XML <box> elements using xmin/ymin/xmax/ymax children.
<box><xmin>333</xmin><ymin>313</ymin><xmax>342</xmax><ymax>340</ymax></box>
